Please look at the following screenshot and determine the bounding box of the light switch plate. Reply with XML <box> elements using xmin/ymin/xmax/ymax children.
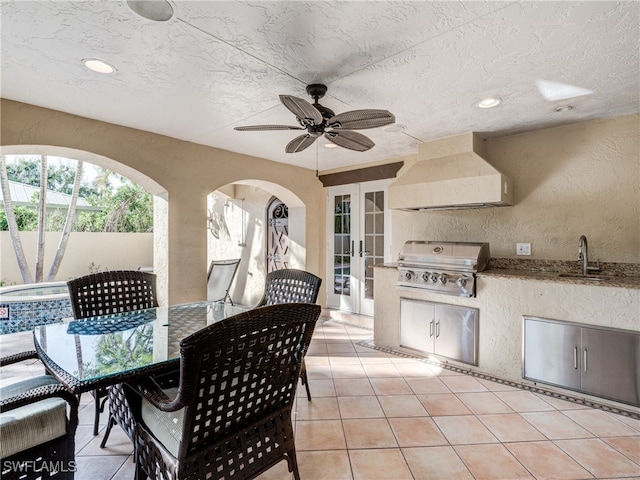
<box><xmin>517</xmin><ymin>243</ymin><xmax>532</xmax><ymax>256</ymax></box>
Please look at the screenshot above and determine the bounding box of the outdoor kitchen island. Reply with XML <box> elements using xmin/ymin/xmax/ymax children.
<box><xmin>373</xmin><ymin>261</ymin><xmax>640</xmax><ymax>414</ymax></box>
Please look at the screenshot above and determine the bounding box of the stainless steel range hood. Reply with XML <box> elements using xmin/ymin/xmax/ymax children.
<box><xmin>389</xmin><ymin>133</ymin><xmax>514</xmax><ymax>211</ymax></box>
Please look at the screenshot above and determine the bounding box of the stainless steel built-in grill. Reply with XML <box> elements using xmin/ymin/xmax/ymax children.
<box><xmin>397</xmin><ymin>241</ymin><xmax>490</xmax><ymax>297</ymax></box>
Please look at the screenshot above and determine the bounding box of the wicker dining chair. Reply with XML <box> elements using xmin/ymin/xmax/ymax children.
<box><xmin>124</xmin><ymin>302</ymin><xmax>321</xmax><ymax>480</ymax></box>
<box><xmin>257</xmin><ymin>268</ymin><xmax>322</xmax><ymax>401</ymax></box>
<box><xmin>66</xmin><ymin>270</ymin><xmax>158</xmax><ymax>439</ymax></box>
<box><xmin>1</xmin><ymin>351</ymin><xmax>79</xmax><ymax>480</ymax></box>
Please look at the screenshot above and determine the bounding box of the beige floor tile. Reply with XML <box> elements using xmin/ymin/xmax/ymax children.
<box><xmin>326</xmin><ymin>342</ymin><xmax>357</xmax><ymax>353</ymax></box>
<box><xmin>361</xmin><ymin>363</ymin><xmax>401</xmax><ymax>378</ymax></box>
<box><xmin>477</xmin><ymin>377</ymin><xmax>519</xmax><ymax>391</ymax></box>
<box><xmin>405</xmin><ymin>376</ymin><xmax>451</xmax><ymax>395</ymax></box>
<box><xmin>454</xmin><ymin>443</ymin><xmax>534</xmax><ymax>479</ymax></box>
<box><xmin>357</xmin><ymin>354</ymin><xmax>393</xmax><ymax>364</ymax></box>
<box><xmin>495</xmin><ymin>390</ymin><xmax>556</xmax><ymax>412</ymax></box>
<box><xmin>532</xmin><ymin>392</ymin><xmax>590</xmax><ymax>410</ymax></box>
<box><xmin>521</xmin><ymin>411</ymin><xmax>594</xmax><ymax>440</ymax></box>
<box><xmin>477</xmin><ymin>413</ymin><xmax>547</xmax><ymax>442</ymax></box>
<box><xmin>337</xmin><ymin>395</ymin><xmax>384</xmax><ymax>419</ymax></box>
<box><xmin>456</xmin><ymin>392</ymin><xmax>514</xmax><ymax>414</ymax></box>
<box><xmin>301</xmin><ymin>378</ymin><xmax>336</xmax><ymax>398</ymax></box>
<box><xmin>295</xmin><ymin>420</ymin><xmax>347</xmax><ymax>451</ymax></box>
<box><xmin>329</xmin><ymin>355</ymin><xmax>362</xmax><ymax>365</ymax></box>
<box><xmin>74</xmin><ymin>455</ymin><xmax>130</xmax><ymax>480</ymax></box>
<box><xmin>330</xmin><ymin>363</ymin><xmax>367</xmax><ymax>379</ymax></box>
<box><xmin>555</xmin><ymin>438</ymin><xmax>640</xmax><ymax>478</ymax></box>
<box><xmin>608</xmin><ymin>412</ymin><xmax>640</xmax><ymax>433</ymax></box>
<box><xmin>297</xmin><ymin>450</ymin><xmax>353</xmax><ymax>480</ymax></box>
<box><xmin>378</xmin><ymin>395</ymin><xmax>428</xmax><ymax>418</ymax></box>
<box><xmin>389</xmin><ymin>417</ymin><xmax>448</xmax><ymax>447</ymax></box>
<box><xmin>294</xmin><ymin>396</ymin><xmax>341</xmax><ymax>420</ymax></box>
<box><xmin>392</xmin><ymin>361</ymin><xmax>436</xmax><ymax>377</ymax></box>
<box><xmin>369</xmin><ymin>377</ymin><xmax>412</xmax><ymax>395</ymax></box>
<box><xmin>440</xmin><ymin>375</ymin><xmax>488</xmax><ymax>393</ymax></box>
<box><xmin>603</xmin><ymin>436</ymin><xmax>640</xmax><ymax>464</ymax></box>
<box><xmin>417</xmin><ymin>393</ymin><xmax>472</xmax><ymax>416</ymax></box>
<box><xmin>402</xmin><ymin>446</ymin><xmax>474</xmax><ymax>480</ymax></box>
<box><xmin>562</xmin><ymin>408</ymin><xmax>640</xmax><ymax>437</ymax></box>
<box><xmin>77</xmin><ymin>425</ymin><xmax>133</xmax><ymax>456</ymax></box>
<box><xmin>349</xmin><ymin>448</ymin><xmax>413</xmax><ymax>480</ymax></box>
<box><xmin>307</xmin><ymin>343</ymin><xmax>329</xmax><ymax>355</ymax></box>
<box><xmin>505</xmin><ymin>441</ymin><xmax>592</xmax><ymax>480</ymax></box>
<box><xmin>433</xmin><ymin>415</ymin><xmax>499</xmax><ymax>445</ymax></box>
<box><xmin>112</xmin><ymin>454</ymin><xmax>136</xmax><ymax>479</ymax></box>
<box><xmin>306</xmin><ymin>364</ymin><xmax>334</xmax><ymax>380</ymax></box>
<box><xmin>304</xmin><ymin>355</ymin><xmax>331</xmax><ymax>366</ymax></box>
<box><xmin>343</xmin><ymin>418</ymin><xmax>398</xmax><ymax>449</ymax></box>
<box><xmin>334</xmin><ymin>378</ymin><xmax>375</xmax><ymax>396</ymax></box>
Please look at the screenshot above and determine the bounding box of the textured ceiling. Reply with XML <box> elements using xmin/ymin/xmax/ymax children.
<box><xmin>1</xmin><ymin>1</ymin><xmax>638</xmax><ymax>171</ymax></box>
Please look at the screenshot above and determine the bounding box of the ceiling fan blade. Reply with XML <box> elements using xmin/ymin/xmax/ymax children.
<box><xmin>285</xmin><ymin>134</ymin><xmax>318</xmax><ymax>153</ymax></box>
<box><xmin>328</xmin><ymin>109</ymin><xmax>395</xmax><ymax>130</ymax></box>
<box><xmin>279</xmin><ymin>95</ymin><xmax>323</xmax><ymax>126</ymax></box>
<box><xmin>325</xmin><ymin>130</ymin><xmax>375</xmax><ymax>152</ymax></box>
<box><xmin>234</xmin><ymin>125</ymin><xmax>304</xmax><ymax>131</ymax></box>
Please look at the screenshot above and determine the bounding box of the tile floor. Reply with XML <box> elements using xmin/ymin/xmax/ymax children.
<box><xmin>1</xmin><ymin>312</ymin><xmax>639</xmax><ymax>480</ymax></box>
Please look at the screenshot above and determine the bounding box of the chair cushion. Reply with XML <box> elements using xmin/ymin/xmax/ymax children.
<box><xmin>141</xmin><ymin>388</ymin><xmax>183</xmax><ymax>457</ymax></box>
<box><xmin>0</xmin><ymin>376</ymin><xmax>68</xmax><ymax>458</ymax></box>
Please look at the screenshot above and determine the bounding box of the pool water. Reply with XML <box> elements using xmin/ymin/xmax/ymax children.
<box><xmin>0</xmin><ymin>282</ymin><xmax>73</xmax><ymax>334</ymax></box>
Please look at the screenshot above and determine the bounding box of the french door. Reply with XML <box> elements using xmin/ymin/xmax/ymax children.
<box><xmin>326</xmin><ymin>180</ymin><xmax>390</xmax><ymax>316</ymax></box>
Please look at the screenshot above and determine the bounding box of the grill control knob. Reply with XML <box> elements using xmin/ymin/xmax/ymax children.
<box><xmin>403</xmin><ymin>271</ymin><xmax>413</xmax><ymax>280</ymax></box>
<box><xmin>421</xmin><ymin>273</ymin><xmax>430</xmax><ymax>282</ymax></box>
<box><xmin>429</xmin><ymin>274</ymin><xmax>438</xmax><ymax>283</ymax></box>
<box><xmin>438</xmin><ymin>275</ymin><xmax>447</xmax><ymax>284</ymax></box>
<box><xmin>456</xmin><ymin>277</ymin><xmax>468</xmax><ymax>287</ymax></box>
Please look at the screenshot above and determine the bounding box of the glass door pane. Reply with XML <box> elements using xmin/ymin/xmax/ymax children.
<box><xmin>333</xmin><ymin>194</ymin><xmax>351</xmax><ymax>296</ymax></box>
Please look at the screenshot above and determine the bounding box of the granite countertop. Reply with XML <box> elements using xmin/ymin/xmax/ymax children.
<box><xmin>376</xmin><ymin>259</ymin><xmax>640</xmax><ymax>289</ymax></box>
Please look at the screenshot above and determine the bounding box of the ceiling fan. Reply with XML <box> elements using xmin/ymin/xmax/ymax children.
<box><xmin>234</xmin><ymin>84</ymin><xmax>395</xmax><ymax>153</ymax></box>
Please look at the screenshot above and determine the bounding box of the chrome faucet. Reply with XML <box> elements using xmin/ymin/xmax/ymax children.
<box><xmin>577</xmin><ymin>235</ymin><xmax>601</xmax><ymax>275</ymax></box>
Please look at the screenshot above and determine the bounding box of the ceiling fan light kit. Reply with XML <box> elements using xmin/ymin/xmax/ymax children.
<box><xmin>234</xmin><ymin>84</ymin><xmax>395</xmax><ymax>153</ymax></box>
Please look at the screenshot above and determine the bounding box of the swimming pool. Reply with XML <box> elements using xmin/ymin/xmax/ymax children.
<box><xmin>0</xmin><ymin>282</ymin><xmax>73</xmax><ymax>334</ymax></box>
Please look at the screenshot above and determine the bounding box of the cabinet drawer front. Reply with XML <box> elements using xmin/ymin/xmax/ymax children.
<box><xmin>434</xmin><ymin>305</ymin><xmax>478</xmax><ymax>366</ymax></box>
<box><xmin>400</xmin><ymin>299</ymin><xmax>435</xmax><ymax>353</ymax></box>
<box><xmin>581</xmin><ymin>328</ymin><xmax>640</xmax><ymax>406</ymax></box>
<box><xmin>523</xmin><ymin>317</ymin><xmax>581</xmax><ymax>390</ymax></box>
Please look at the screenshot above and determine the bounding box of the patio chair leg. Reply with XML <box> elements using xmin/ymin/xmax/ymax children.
<box><xmin>100</xmin><ymin>416</ymin><xmax>116</xmax><ymax>448</ymax></box>
<box><xmin>301</xmin><ymin>359</ymin><xmax>311</xmax><ymax>401</ymax></box>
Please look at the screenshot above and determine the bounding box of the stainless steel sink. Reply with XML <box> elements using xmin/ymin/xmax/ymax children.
<box><xmin>558</xmin><ymin>273</ymin><xmax>610</xmax><ymax>281</ymax></box>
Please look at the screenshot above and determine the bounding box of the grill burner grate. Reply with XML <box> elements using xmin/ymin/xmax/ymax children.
<box><xmin>397</xmin><ymin>241</ymin><xmax>490</xmax><ymax>297</ymax></box>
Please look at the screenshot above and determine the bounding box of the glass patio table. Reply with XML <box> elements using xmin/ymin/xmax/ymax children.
<box><xmin>33</xmin><ymin>301</ymin><xmax>250</xmax><ymax>395</ymax></box>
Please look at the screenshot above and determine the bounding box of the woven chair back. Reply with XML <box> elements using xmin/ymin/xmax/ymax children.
<box><xmin>174</xmin><ymin>302</ymin><xmax>320</xmax><ymax>458</ymax></box>
<box><xmin>258</xmin><ymin>269</ymin><xmax>322</xmax><ymax>306</ymax></box>
<box><xmin>67</xmin><ymin>270</ymin><xmax>158</xmax><ymax>319</ymax></box>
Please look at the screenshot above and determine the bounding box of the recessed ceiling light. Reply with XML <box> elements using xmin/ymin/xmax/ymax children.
<box><xmin>324</xmin><ymin>143</ymin><xmax>338</xmax><ymax>149</ymax></box>
<box><xmin>384</xmin><ymin>124</ymin><xmax>406</xmax><ymax>133</ymax></box>
<box><xmin>477</xmin><ymin>98</ymin><xmax>501</xmax><ymax>108</ymax></box>
<box><xmin>82</xmin><ymin>58</ymin><xmax>116</xmax><ymax>74</ymax></box>
<box><xmin>127</xmin><ymin>0</ymin><xmax>174</xmax><ymax>21</ymax></box>
<box><xmin>554</xmin><ymin>105</ymin><xmax>574</xmax><ymax>113</ymax></box>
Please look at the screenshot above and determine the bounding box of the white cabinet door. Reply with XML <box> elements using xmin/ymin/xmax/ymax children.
<box><xmin>326</xmin><ymin>180</ymin><xmax>390</xmax><ymax>315</ymax></box>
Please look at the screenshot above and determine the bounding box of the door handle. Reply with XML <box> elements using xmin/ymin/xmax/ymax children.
<box><xmin>573</xmin><ymin>346</ymin><xmax>578</xmax><ymax>369</ymax></box>
<box><xmin>429</xmin><ymin>320</ymin><xmax>434</xmax><ymax>337</ymax></box>
<box><xmin>351</xmin><ymin>240</ymin><xmax>355</xmax><ymax>257</ymax></box>
<box><xmin>583</xmin><ymin>348</ymin><xmax>588</xmax><ymax>372</ymax></box>
<box><xmin>435</xmin><ymin>321</ymin><xmax>440</xmax><ymax>338</ymax></box>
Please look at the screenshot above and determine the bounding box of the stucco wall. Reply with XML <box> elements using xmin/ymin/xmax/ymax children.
<box><xmin>389</xmin><ymin>114</ymin><xmax>640</xmax><ymax>263</ymax></box>
<box><xmin>0</xmin><ymin>231</ymin><xmax>152</xmax><ymax>284</ymax></box>
<box><xmin>1</xmin><ymin>99</ymin><xmax>326</xmax><ymax>305</ymax></box>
